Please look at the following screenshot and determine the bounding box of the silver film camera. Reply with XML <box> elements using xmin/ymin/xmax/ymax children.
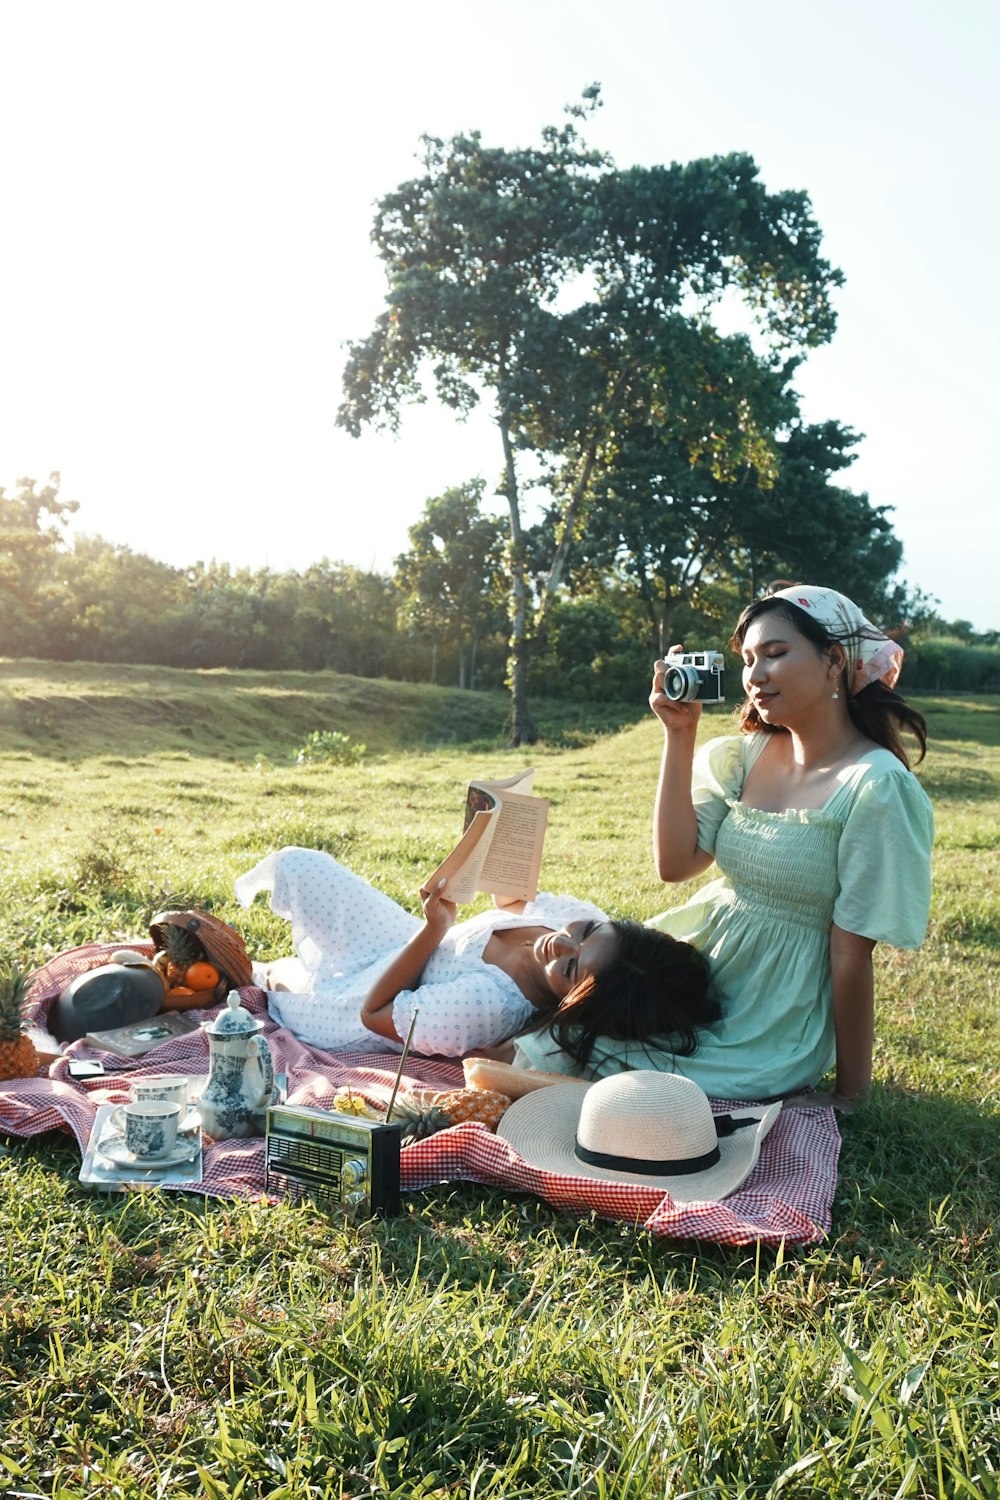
<box><xmin>662</xmin><ymin>650</ymin><xmax>726</xmax><ymax>704</ymax></box>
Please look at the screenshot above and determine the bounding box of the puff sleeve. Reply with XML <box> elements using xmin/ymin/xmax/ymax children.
<box><xmin>691</xmin><ymin>735</ymin><xmax>750</xmax><ymax>856</ymax></box>
<box><xmin>393</xmin><ymin>976</ymin><xmax>533</xmax><ymax>1057</ymax></box>
<box><xmin>832</xmin><ymin>770</ymin><xmax>934</xmax><ymax>947</ymax></box>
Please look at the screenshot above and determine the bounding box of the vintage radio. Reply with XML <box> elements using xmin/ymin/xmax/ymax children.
<box><xmin>265</xmin><ymin>1103</ymin><xmax>402</xmax><ymax>1218</ymax></box>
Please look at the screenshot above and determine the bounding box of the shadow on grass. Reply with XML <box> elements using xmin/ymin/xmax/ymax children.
<box><xmin>833</xmin><ymin>1083</ymin><xmax>999</xmax><ymax>1263</ymax></box>
<box><xmin>918</xmin><ymin>763</ymin><xmax>999</xmax><ymax>802</ymax></box>
<box><xmin>918</xmin><ymin>693</ymin><xmax>1000</xmax><ymax>746</ymax></box>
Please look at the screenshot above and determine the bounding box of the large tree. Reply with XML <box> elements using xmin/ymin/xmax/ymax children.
<box><xmin>337</xmin><ymin>91</ymin><xmax>843</xmax><ymax>742</ymax></box>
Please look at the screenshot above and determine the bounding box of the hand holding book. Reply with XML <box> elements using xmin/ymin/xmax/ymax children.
<box><xmin>417</xmin><ymin>877</ymin><xmax>457</xmax><ymax>938</ymax></box>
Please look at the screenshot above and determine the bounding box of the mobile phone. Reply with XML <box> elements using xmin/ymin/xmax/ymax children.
<box><xmin>68</xmin><ymin>1059</ymin><xmax>106</xmax><ymax>1080</ymax></box>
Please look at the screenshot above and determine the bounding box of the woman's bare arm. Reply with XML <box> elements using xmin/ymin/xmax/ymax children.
<box><xmin>360</xmin><ymin>880</ymin><xmax>456</xmax><ymax>1041</ymax></box>
<box><xmin>829</xmin><ymin>924</ymin><xmax>876</xmax><ymax>1097</ymax></box>
<box><xmin>492</xmin><ymin>896</ymin><xmax>527</xmax><ymax>914</ymax></box>
<box><xmin>649</xmin><ymin>658</ymin><xmax>714</xmax><ymax>882</ymax></box>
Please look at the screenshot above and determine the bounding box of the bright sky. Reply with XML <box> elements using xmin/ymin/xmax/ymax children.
<box><xmin>2</xmin><ymin>0</ymin><xmax>997</xmax><ymax>630</ymax></box>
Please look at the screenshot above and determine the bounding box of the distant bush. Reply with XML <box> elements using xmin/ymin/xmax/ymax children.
<box><xmin>904</xmin><ymin>638</ymin><xmax>1000</xmax><ymax>693</ymax></box>
<box><xmin>295</xmin><ymin>730</ymin><xmax>367</xmax><ymax>766</ymax></box>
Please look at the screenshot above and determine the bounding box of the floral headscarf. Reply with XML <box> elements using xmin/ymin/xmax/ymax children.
<box><xmin>772</xmin><ymin>585</ymin><xmax>904</xmax><ymax>694</ymax></box>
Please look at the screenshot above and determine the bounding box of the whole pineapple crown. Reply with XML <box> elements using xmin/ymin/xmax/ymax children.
<box><xmin>162</xmin><ymin>923</ymin><xmax>208</xmax><ymax>967</ymax></box>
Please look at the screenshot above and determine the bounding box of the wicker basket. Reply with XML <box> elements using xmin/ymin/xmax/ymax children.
<box><xmin>148</xmin><ymin>908</ymin><xmax>253</xmax><ymax>1002</ymax></box>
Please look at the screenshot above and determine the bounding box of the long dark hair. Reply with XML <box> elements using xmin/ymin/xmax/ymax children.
<box><xmin>730</xmin><ymin>594</ymin><xmax>927</xmax><ymax>768</ymax></box>
<box><xmin>519</xmin><ymin>920</ymin><xmax>719</xmax><ymax>1072</ymax></box>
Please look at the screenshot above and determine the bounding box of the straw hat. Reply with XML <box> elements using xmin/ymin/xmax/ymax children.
<box><xmin>496</xmin><ymin>1071</ymin><xmax>782</xmax><ymax>1201</ymax></box>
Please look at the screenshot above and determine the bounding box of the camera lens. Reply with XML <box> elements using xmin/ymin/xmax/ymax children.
<box><xmin>663</xmin><ymin>664</ymin><xmax>701</xmax><ymax>702</ymax></box>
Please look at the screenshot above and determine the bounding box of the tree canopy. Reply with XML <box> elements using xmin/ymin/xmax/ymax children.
<box><xmin>3</xmin><ymin>479</ymin><xmax>996</xmax><ymax>697</ymax></box>
<box><xmin>575</xmin><ymin>416</ymin><xmax>905</xmax><ymax>651</ymax></box>
<box><xmin>338</xmin><ymin>89</ymin><xmax>846</xmax><ymax>741</ymax></box>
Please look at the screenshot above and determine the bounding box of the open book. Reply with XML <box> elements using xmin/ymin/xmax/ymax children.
<box><xmin>424</xmin><ymin>769</ymin><xmax>549</xmax><ymax>906</ymax></box>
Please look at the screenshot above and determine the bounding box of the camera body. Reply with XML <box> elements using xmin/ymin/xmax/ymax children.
<box><xmin>265</xmin><ymin>1103</ymin><xmax>402</xmax><ymax>1217</ymax></box>
<box><xmin>662</xmin><ymin>650</ymin><xmax>726</xmax><ymax>704</ymax></box>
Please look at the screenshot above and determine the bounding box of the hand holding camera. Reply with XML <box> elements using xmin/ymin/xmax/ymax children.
<box><xmin>649</xmin><ymin>648</ymin><xmax>725</xmax><ymax>733</ymax></box>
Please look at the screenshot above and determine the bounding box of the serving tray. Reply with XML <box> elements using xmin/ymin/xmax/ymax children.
<box><xmin>80</xmin><ymin>1103</ymin><xmax>203</xmax><ymax>1192</ymax></box>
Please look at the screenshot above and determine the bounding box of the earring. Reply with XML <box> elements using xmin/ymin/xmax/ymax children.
<box><xmin>831</xmin><ymin>682</ymin><xmax>841</xmax><ymax>700</ymax></box>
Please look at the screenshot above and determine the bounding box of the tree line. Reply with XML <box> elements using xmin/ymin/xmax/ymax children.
<box><xmin>5</xmin><ymin>94</ymin><xmax>997</xmax><ymax>713</ymax></box>
<box><xmin>3</xmin><ymin>472</ymin><xmax>997</xmax><ymax>703</ymax></box>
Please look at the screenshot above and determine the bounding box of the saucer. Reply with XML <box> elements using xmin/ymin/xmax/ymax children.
<box><xmin>97</xmin><ymin>1131</ymin><xmax>201</xmax><ymax>1170</ymax></box>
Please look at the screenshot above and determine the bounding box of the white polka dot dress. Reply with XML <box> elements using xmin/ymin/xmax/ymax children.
<box><xmin>235</xmin><ymin>846</ymin><xmax>607</xmax><ymax>1056</ymax></box>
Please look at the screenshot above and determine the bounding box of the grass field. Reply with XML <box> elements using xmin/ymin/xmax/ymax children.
<box><xmin>1</xmin><ymin>659</ymin><xmax>998</xmax><ymax>1498</ymax></box>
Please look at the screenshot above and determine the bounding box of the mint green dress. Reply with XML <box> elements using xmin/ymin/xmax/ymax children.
<box><xmin>512</xmin><ymin>733</ymin><xmax>934</xmax><ymax>1100</ymax></box>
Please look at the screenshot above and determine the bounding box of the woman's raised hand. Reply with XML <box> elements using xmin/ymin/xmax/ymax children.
<box><xmin>649</xmin><ymin>652</ymin><xmax>702</xmax><ymax>734</ymax></box>
<box><xmin>419</xmin><ymin>877</ymin><xmax>457</xmax><ymax>939</ymax></box>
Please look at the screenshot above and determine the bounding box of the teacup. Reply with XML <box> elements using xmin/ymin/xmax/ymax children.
<box><xmin>131</xmin><ymin>1075</ymin><xmax>187</xmax><ymax>1111</ymax></box>
<box><xmin>121</xmin><ymin>1100</ymin><xmax>181</xmax><ymax>1159</ymax></box>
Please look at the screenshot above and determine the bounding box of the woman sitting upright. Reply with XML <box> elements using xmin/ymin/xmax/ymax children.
<box><xmin>649</xmin><ymin>583</ymin><xmax>933</xmax><ymax>1104</ymax></box>
<box><xmin>513</xmin><ymin>584</ymin><xmax>933</xmax><ymax>1104</ymax></box>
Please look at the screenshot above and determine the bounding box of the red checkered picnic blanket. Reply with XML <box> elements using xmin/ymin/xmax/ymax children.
<box><xmin>3</xmin><ymin>944</ymin><xmax>841</xmax><ymax>1246</ymax></box>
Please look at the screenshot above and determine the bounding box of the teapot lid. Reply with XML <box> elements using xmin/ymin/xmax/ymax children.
<box><xmin>203</xmin><ymin>991</ymin><xmax>263</xmax><ymax>1036</ymax></box>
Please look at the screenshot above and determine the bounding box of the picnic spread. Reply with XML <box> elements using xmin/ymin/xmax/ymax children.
<box><xmin>0</xmin><ymin>941</ymin><xmax>842</xmax><ymax>1247</ymax></box>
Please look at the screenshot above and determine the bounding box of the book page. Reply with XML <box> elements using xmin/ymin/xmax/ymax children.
<box><xmin>477</xmin><ymin>792</ymin><xmax>549</xmax><ymax>902</ymax></box>
<box><xmin>472</xmin><ymin>768</ymin><xmax>535</xmax><ymax>800</ymax></box>
<box><xmin>422</xmin><ymin>809</ymin><xmax>498</xmax><ymax>907</ymax></box>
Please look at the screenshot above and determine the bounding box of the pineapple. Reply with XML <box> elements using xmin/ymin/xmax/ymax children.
<box><xmin>333</xmin><ymin>1083</ymin><xmax>510</xmax><ymax>1143</ymax></box>
<box><xmin>157</xmin><ymin>924</ymin><xmax>207</xmax><ymax>987</ymax></box>
<box><xmin>0</xmin><ymin>965</ymin><xmax>38</xmax><ymax>1081</ymax></box>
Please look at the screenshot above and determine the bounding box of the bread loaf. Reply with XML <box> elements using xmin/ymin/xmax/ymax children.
<box><xmin>462</xmin><ymin>1056</ymin><xmax>589</xmax><ymax>1099</ymax></box>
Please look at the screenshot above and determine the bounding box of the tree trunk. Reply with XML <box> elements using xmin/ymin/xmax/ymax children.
<box><xmin>537</xmin><ymin>368</ymin><xmax>631</xmax><ymax>626</ymax></box>
<box><xmin>498</xmin><ymin>395</ymin><xmax>538</xmax><ymax>746</ymax></box>
<box><xmin>658</xmin><ymin>555</ymin><xmax>704</xmax><ymax>653</ymax></box>
<box><xmin>659</xmin><ymin>593</ymin><xmax>674</xmax><ymax>657</ymax></box>
<box><xmin>633</xmin><ymin>562</ymin><xmax>661</xmax><ymax>656</ymax></box>
<box><xmin>508</xmin><ymin>596</ymin><xmax>537</xmax><ymax>746</ymax></box>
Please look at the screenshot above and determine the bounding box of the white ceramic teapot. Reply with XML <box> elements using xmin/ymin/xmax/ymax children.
<box><xmin>199</xmin><ymin>992</ymin><xmax>276</xmax><ymax>1139</ymax></box>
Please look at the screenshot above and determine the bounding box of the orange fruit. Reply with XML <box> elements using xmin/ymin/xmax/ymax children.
<box><xmin>184</xmin><ymin>962</ymin><xmax>220</xmax><ymax>992</ymax></box>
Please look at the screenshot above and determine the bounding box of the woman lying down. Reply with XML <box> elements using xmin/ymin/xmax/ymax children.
<box><xmin>236</xmin><ymin>846</ymin><xmax>717</xmax><ymax>1073</ymax></box>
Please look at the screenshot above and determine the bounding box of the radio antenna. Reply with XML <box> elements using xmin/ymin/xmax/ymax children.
<box><xmin>384</xmin><ymin>1007</ymin><xmax>419</xmax><ymax>1125</ymax></box>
